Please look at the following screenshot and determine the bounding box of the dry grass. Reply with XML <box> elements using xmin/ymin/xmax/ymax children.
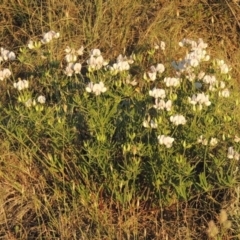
<box><xmin>0</xmin><ymin>0</ymin><xmax>240</xmax><ymax>239</ymax></box>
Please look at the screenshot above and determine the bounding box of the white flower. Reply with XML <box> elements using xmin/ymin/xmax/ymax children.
<box><xmin>0</xmin><ymin>68</ymin><xmax>12</xmax><ymax>80</ymax></box>
<box><xmin>109</xmin><ymin>54</ymin><xmax>131</xmax><ymax>73</ymax></box>
<box><xmin>125</xmin><ymin>75</ymin><xmax>138</xmax><ymax>86</ymax></box>
<box><xmin>234</xmin><ymin>136</ymin><xmax>240</xmax><ymax>143</ymax></box>
<box><xmin>64</xmin><ymin>63</ymin><xmax>74</xmax><ymax>76</ymax></box>
<box><xmin>197</xmin><ymin>135</ymin><xmax>208</xmax><ymax>146</ymax></box>
<box><xmin>203</xmin><ymin>55</ymin><xmax>210</xmax><ymax>61</ymax></box>
<box><xmin>27</xmin><ymin>40</ymin><xmax>35</xmax><ymax>49</ymax></box>
<box><xmin>87</xmin><ymin>49</ymin><xmax>105</xmax><ymax>71</ymax></box>
<box><xmin>65</xmin><ymin>52</ymin><xmax>77</xmax><ymax>63</ymax></box>
<box><xmin>170</xmin><ymin>114</ymin><xmax>186</xmax><ymax>126</ymax></box>
<box><xmin>164</xmin><ymin>77</ymin><xmax>180</xmax><ymax>87</ymax></box>
<box><xmin>186</xmin><ymin>71</ymin><xmax>196</xmax><ymax>82</ymax></box>
<box><xmin>160</xmin><ymin>41</ymin><xmax>165</xmax><ymax>51</ymax></box>
<box><xmin>76</xmin><ymin>46</ymin><xmax>84</xmax><ymax>56</ymax></box>
<box><xmin>165</xmin><ymin>100</ymin><xmax>172</xmax><ymax>111</ymax></box>
<box><xmin>154</xmin><ymin>99</ymin><xmax>172</xmax><ymax>112</ymax></box>
<box><xmin>198</xmin><ymin>71</ymin><xmax>205</xmax><ymax>80</ymax></box>
<box><xmin>92</xmin><ymin>81</ymin><xmax>107</xmax><ymax>95</ymax></box>
<box><xmin>197</xmin><ymin>38</ymin><xmax>208</xmax><ymax>49</ymax></box>
<box><xmin>189</xmin><ymin>57</ymin><xmax>199</xmax><ymax>67</ymax></box>
<box><xmin>143</xmin><ymin>118</ymin><xmax>158</xmax><ymax>129</ymax></box>
<box><xmin>227</xmin><ymin>147</ymin><xmax>239</xmax><ymax>160</ymax></box>
<box><xmin>216</xmin><ymin>59</ymin><xmax>229</xmax><ymax>74</ymax></box>
<box><xmin>86</xmin><ymin>82</ymin><xmax>94</xmax><ymax>93</ymax></box>
<box><xmin>234</xmin><ymin>152</ymin><xmax>240</xmax><ymax>161</ymax></box>
<box><xmin>37</xmin><ymin>95</ymin><xmax>46</xmax><ymax>104</ymax></box>
<box><xmin>0</xmin><ymin>71</ymin><xmax>4</xmax><ymax>81</ymax></box>
<box><xmin>0</xmin><ymin>47</ymin><xmax>16</xmax><ymax>61</ymax></box>
<box><xmin>146</xmin><ymin>63</ymin><xmax>165</xmax><ymax>81</ymax></box>
<box><xmin>147</xmin><ymin>66</ymin><xmax>157</xmax><ymax>81</ymax></box>
<box><xmin>220</xmin><ymin>64</ymin><xmax>229</xmax><ymax>74</ymax></box>
<box><xmin>86</xmin><ymin>82</ymin><xmax>107</xmax><ymax>95</ymax></box>
<box><xmin>203</xmin><ymin>75</ymin><xmax>217</xmax><ymax>85</ymax></box>
<box><xmin>156</xmin><ymin>63</ymin><xmax>165</xmax><ymax>73</ymax></box>
<box><xmin>219</xmin><ymin>88</ymin><xmax>230</xmax><ymax>98</ymax></box>
<box><xmin>25</xmin><ymin>98</ymin><xmax>36</xmax><ymax>108</ymax></box>
<box><xmin>13</xmin><ymin>79</ymin><xmax>29</xmax><ymax>91</ymax></box>
<box><xmin>3</xmin><ymin>68</ymin><xmax>11</xmax><ymax>78</ymax></box>
<box><xmin>177</xmin><ymin>38</ymin><xmax>209</xmax><ymax>71</ymax></box>
<box><xmin>41</xmin><ymin>30</ymin><xmax>60</xmax><ymax>44</ymax></box>
<box><xmin>90</xmin><ymin>49</ymin><xmax>101</xmax><ymax>57</ymax></box>
<box><xmin>25</xmin><ymin>99</ymin><xmax>32</xmax><ymax>107</ymax></box>
<box><xmin>220</xmin><ymin>81</ymin><xmax>226</xmax><ymax>89</ymax></box>
<box><xmin>65</xmin><ymin>46</ymin><xmax>72</xmax><ymax>54</ymax></box>
<box><xmin>153</xmin><ymin>99</ymin><xmax>165</xmax><ymax>110</ymax></box>
<box><xmin>227</xmin><ymin>147</ymin><xmax>235</xmax><ymax>159</ymax></box>
<box><xmin>189</xmin><ymin>93</ymin><xmax>211</xmax><ymax>107</ymax></box>
<box><xmin>64</xmin><ymin>62</ymin><xmax>82</xmax><ymax>76</ymax></box>
<box><xmin>7</xmin><ymin>51</ymin><xmax>16</xmax><ymax>61</ymax></box>
<box><xmin>143</xmin><ymin>119</ymin><xmax>149</xmax><ymax>128</ymax></box>
<box><xmin>64</xmin><ymin>46</ymin><xmax>84</xmax><ymax>63</ymax></box>
<box><xmin>209</xmin><ymin>138</ymin><xmax>218</xmax><ymax>146</ymax></box>
<box><xmin>73</xmin><ymin>63</ymin><xmax>82</xmax><ymax>74</ymax></box>
<box><xmin>150</xmin><ymin>120</ymin><xmax>158</xmax><ymax>128</ymax></box>
<box><xmin>147</xmin><ymin>70</ymin><xmax>157</xmax><ymax>81</ymax></box>
<box><xmin>149</xmin><ymin>88</ymin><xmax>166</xmax><ymax>99</ymax></box>
<box><xmin>1</xmin><ymin>48</ymin><xmax>9</xmax><ymax>61</ymax></box>
<box><xmin>158</xmin><ymin>135</ymin><xmax>174</xmax><ymax>148</ymax></box>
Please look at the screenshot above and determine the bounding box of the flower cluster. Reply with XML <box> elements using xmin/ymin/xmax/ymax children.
<box><xmin>143</xmin><ymin>116</ymin><xmax>158</xmax><ymax>129</ymax></box>
<box><xmin>0</xmin><ymin>47</ymin><xmax>16</xmax><ymax>62</ymax></box>
<box><xmin>0</xmin><ymin>68</ymin><xmax>11</xmax><ymax>81</ymax></box>
<box><xmin>64</xmin><ymin>62</ymin><xmax>82</xmax><ymax>76</ymax></box>
<box><xmin>87</xmin><ymin>49</ymin><xmax>107</xmax><ymax>71</ymax></box>
<box><xmin>86</xmin><ymin>81</ymin><xmax>107</xmax><ymax>96</ymax></box>
<box><xmin>64</xmin><ymin>46</ymin><xmax>84</xmax><ymax>76</ymax></box>
<box><xmin>179</xmin><ymin>38</ymin><xmax>210</xmax><ymax>67</ymax></box>
<box><xmin>200</xmin><ymin>74</ymin><xmax>230</xmax><ymax>96</ymax></box>
<box><xmin>157</xmin><ymin>135</ymin><xmax>174</xmax><ymax>148</ymax></box>
<box><xmin>153</xmin><ymin>99</ymin><xmax>172</xmax><ymax>111</ymax></box>
<box><xmin>149</xmin><ymin>88</ymin><xmax>166</xmax><ymax>99</ymax></box>
<box><xmin>164</xmin><ymin>77</ymin><xmax>181</xmax><ymax>87</ymax></box>
<box><xmin>144</xmin><ymin>63</ymin><xmax>165</xmax><ymax>81</ymax></box>
<box><xmin>65</xmin><ymin>46</ymin><xmax>84</xmax><ymax>63</ymax></box>
<box><xmin>154</xmin><ymin>41</ymin><xmax>166</xmax><ymax>51</ymax></box>
<box><xmin>227</xmin><ymin>147</ymin><xmax>239</xmax><ymax>160</ymax></box>
<box><xmin>41</xmin><ymin>30</ymin><xmax>60</xmax><ymax>44</ymax></box>
<box><xmin>13</xmin><ymin>79</ymin><xmax>29</xmax><ymax>91</ymax></box>
<box><xmin>108</xmin><ymin>54</ymin><xmax>133</xmax><ymax>74</ymax></box>
<box><xmin>202</xmin><ymin>75</ymin><xmax>218</xmax><ymax>91</ymax></box>
<box><xmin>37</xmin><ymin>95</ymin><xmax>46</xmax><ymax>104</ymax></box>
<box><xmin>172</xmin><ymin>38</ymin><xmax>210</xmax><ymax>85</ymax></box>
<box><xmin>216</xmin><ymin>59</ymin><xmax>230</xmax><ymax>74</ymax></box>
<box><xmin>149</xmin><ymin>88</ymin><xmax>172</xmax><ymax>112</ymax></box>
<box><xmin>188</xmin><ymin>92</ymin><xmax>211</xmax><ymax>110</ymax></box>
<box><xmin>170</xmin><ymin>114</ymin><xmax>186</xmax><ymax>126</ymax></box>
<box><xmin>197</xmin><ymin>135</ymin><xmax>218</xmax><ymax>147</ymax></box>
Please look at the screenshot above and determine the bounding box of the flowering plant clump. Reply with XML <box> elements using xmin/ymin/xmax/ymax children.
<box><xmin>1</xmin><ymin>32</ymin><xmax>240</xmax><ymax>213</ymax></box>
